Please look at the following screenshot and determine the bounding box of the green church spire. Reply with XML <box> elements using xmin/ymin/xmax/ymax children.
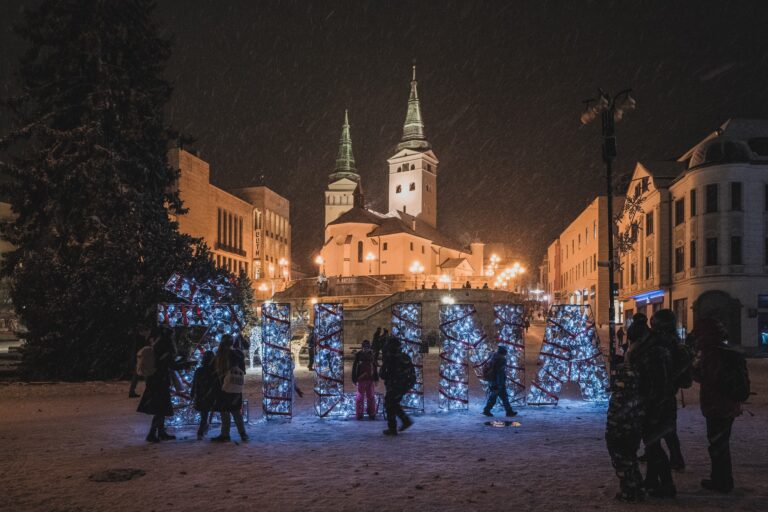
<box><xmin>330</xmin><ymin>109</ymin><xmax>360</xmax><ymax>182</ymax></box>
<box><xmin>397</xmin><ymin>65</ymin><xmax>431</xmax><ymax>152</ymax></box>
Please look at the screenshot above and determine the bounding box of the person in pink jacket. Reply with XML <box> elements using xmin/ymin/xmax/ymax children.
<box><xmin>352</xmin><ymin>340</ymin><xmax>378</xmax><ymax>420</ymax></box>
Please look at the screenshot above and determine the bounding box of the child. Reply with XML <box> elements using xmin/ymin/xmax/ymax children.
<box><xmin>352</xmin><ymin>340</ymin><xmax>378</xmax><ymax>420</ymax></box>
<box><xmin>191</xmin><ymin>351</ymin><xmax>217</xmax><ymax>440</ymax></box>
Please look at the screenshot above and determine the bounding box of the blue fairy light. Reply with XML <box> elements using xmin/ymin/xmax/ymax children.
<box><xmin>527</xmin><ymin>304</ymin><xmax>610</xmax><ymax>405</ymax></box>
<box><xmin>392</xmin><ymin>303</ymin><xmax>424</xmax><ymax>413</ymax></box>
<box><xmin>493</xmin><ymin>304</ymin><xmax>527</xmax><ymax>405</ymax></box>
<box><xmin>262</xmin><ymin>303</ymin><xmax>294</xmax><ymax>419</ymax></box>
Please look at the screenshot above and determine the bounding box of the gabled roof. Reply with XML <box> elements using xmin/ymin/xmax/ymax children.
<box><xmin>441</xmin><ymin>257</ymin><xmax>469</xmax><ymax>269</ymax></box>
<box><xmin>327</xmin><ymin>206</ymin><xmax>385</xmax><ymax>226</ymax></box>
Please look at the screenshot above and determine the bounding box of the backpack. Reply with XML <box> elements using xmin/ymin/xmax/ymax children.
<box><xmin>136</xmin><ymin>345</ymin><xmax>156</xmax><ymax>377</ymax></box>
<box><xmin>481</xmin><ymin>357</ymin><xmax>496</xmax><ymax>382</ymax></box>
<box><xmin>398</xmin><ymin>354</ymin><xmax>416</xmax><ymax>392</ymax></box>
<box><xmin>222</xmin><ymin>366</ymin><xmax>245</xmax><ymax>394</ymax></box>
<box><xmin>671</xmin><ymin>341</ymin><xmax>694</xmax><ymax>390</ymax></box>
<box><xmin>720</xmin><ymin>348</ymin><xmax>750</xmax><ymax>402</ymax></box>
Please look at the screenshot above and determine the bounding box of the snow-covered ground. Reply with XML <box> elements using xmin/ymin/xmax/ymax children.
<box><xmin>1</xmin><ymin>323</ymin><xmax>766</xmax><ymax>512</ymax></box>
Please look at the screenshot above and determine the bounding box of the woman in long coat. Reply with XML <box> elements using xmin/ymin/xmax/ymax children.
<box><xmin>137</xmin><ymin>329</ymin><xmax>185</xmax><ymax>442</ymax></box>
<box><xmin>211</xmin><ymin>335</ymin><xmax>248</xmax><ymax>442</ymax></box>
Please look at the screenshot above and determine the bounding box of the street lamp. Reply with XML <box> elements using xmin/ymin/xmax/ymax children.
<box><xmin>314</xmin><ymin>255</ymin><xmax>325</xmax><ymax>275</ymax></box>
<box><xmin>440</xmin><ymin>273</ymin><xmax>451</xmax><ymax>290</ymax></box>
<box><xmin>409</xmin><ymin>261</ymin><xmax>424</xmax><ymax>290</ymax></box>
<box><xmin>581</xmin><ymin>87</ymin><xmax>636</xmax><ymax>388</ymax></box>
<box><xmin>366</xmin><ymin>251</ymin><xmax>376</xmax><ymax>274</ymax></box>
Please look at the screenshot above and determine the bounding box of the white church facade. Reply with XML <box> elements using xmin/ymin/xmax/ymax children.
<box><xmin>319</xmin><ymin>68</ymin><xmax>484</xmax><ymax>281</ymax></box>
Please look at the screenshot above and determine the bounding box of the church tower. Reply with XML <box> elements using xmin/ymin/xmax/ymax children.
<box><xmin>387</xmin><ymin>66</ymin><xmax>439</xmax><ymax>227</ymax></box>
<box><xmin>325</xmin><ymin>110</ymin><xmax>361</xmax><ymax>225</ymax></box>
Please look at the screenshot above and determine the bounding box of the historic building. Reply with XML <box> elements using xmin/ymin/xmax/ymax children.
<box><xmin>319</xmin><ymin>68</ymin><xmax>484</xmax><ymax>284</ymax></box>
<box><xmin>545</xmin><ymin>196</ymin><xmax>624</xmax><ymax>326</ymax></box>
<box><xmin>618</xmin><ymin>119</ymin><xmax>768</xmax><ymax>349</ymax></box>
<box><xmin>170</xmin><ymin>148</ymin><xmax>291</xmax><ymax>291</ymax></box>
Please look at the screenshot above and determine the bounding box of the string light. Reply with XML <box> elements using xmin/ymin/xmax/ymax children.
<box><xmin>527</xmin><ymin>304</ymin><xmax>609</xmax><ymax>405</ymax></box>
<box><xmin>262</xmin><ymin>302</ymin><xmax>293</xmax><ymax>419</ymax></box>
<box><xmin>313</xmin><ymin>303</ymin><xmax>350</xmax><ymax>417</ymax></box>
<box><xmin>157</xmin><ymin>273</ymin><xmax>246</xmax><ymax>426</ymax></box>
<box><xmin>392</xmin><ymin>303</ymin><xmax>424</xmax><ymax>413</ymax></box>
<box><xmin>493</xmin><ymin>303</ymin><xmax>527</xmax><ymax>405</ymax></box>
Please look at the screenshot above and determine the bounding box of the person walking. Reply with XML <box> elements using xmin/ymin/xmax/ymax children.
<box><xmin>380</xmin><ymin>338</ymin><xmax>414</xmax><ymax>436</ymax></box>
<box><xmin>307</xmin><ymin>327</ymin><xmax>316</xmax><ymax>371</ymax></box>
<box><xmin>692</xmin><ymin>318</ymin><xmax>749</xmax><ymax>493</ymax></box>
<box><xmin>191</xmin><ymin>351</ymin><xmax>217</xmax><ymax>440</ymax></box>
<box><xmin>482</xmin><ymin>346</ymin><xmax>518</xmax><ymax>417</ymax></box>
<box><xmin>632</xmin><ymin>311</ymin><xmax>677</xmax><ymax>498</ymax></box>
<box><xmin>136</xmin><ymin>328</ymin><xmax>187</xmax><ymax>443</ymax></box>
<box><xmin>211</xmin><ymin>335</ymin><xmax>248</xmax><ymax>443</ymax></box>
<box><xmin>352</xmin><ymin>340</ymin><xmax>378</xmax><ymax>420</ymax></box>
<box><xmin>616</xmin><ymin>326</ymin><xmax>626</xmax><ymax>352</ymax></box>
<box><xmin>606</xmin><ymin>329</ymin><xmax>645</xmax><ymax>502</ymax></box>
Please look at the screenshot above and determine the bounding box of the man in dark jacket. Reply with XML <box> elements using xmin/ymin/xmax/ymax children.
<box><xmin>692</xmin><ymin>318</ymin><xmax>744</xmax><ymax>493</ymax></box>
<box><xmin>632</xmin><ymin>311</ymin><xmax>677</xmax><ymax>498</ymax></box>
<box><xmin>379</xmin><ymin>337</ymin><xmax>414</xmax><ymax>436</ymax></box>
<box><xmin>482</xmin><ymin>346</ymin><xmax>517</xmax><ymax>417</ymax></box>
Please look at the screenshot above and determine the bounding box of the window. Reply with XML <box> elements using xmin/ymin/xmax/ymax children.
<box><xmin>674</xmin><ymin>199</ymin><xmax>685</xmax><ymax>226</ymax></box>
<box><xmin>217</xmin><ymin>208</ymin><xmax>222</xmax><ymax>244</ymax></box>
<box><xmin>675</xmin><ymin>246</ymin><xmax>685</xmax><ymax>273</ymax></box>
<box><xmin>396</xmin><ymin>185</ymin><xmax>402</xmax><ymax>193</ymax></box>
<box><xmin>410</xmin><ymin>242</ymin><xmax>414</xmax><ymax>251</ymax></box>
<box><xmin>383</xmin><ymin>242</ymin><xmax>388</xmax><ymax>251</ymax></box>
<box><xmin>690</xmin><ymin>240</ymin><xmax>697</xmax><ymax>268</ymax></box>
<box><xmin>730</xmin><ymin>236</ymin><xmax>742</xmax><ymax>265</ymax></box>
<box><xmin>690</xmin><ymin>189</ymin><xmax>697</xmax><ymax>216</ymax></box>
<box><xmin>409</xmin><ymin>182</ymin><xmax>416</xmax><ymax>191</ymax></box>
<box><xmin>634</xmin><ymin>184</ymin><xmax>641</xmax><ymax>198</ymax></box>
<box><xmin>593</xmin><ymin>221</ymin><xmax>597</xmax><ymax>239</ymax></box>
<box><xmin>630</xmin><ymin>263</ymin><xmax>637</xmax><ymax>284</ymax></box>
<box><xmin>730</xmin><ymin>182</ymin><xmax>742</xmax><ymax>211</ymax></box>
<box><xmin>706</xmin><ymin>184</ymin><xmax>718</xmax><ymax>213</ymax></box>
<box><xmin>642</xmin><ymin>177</ymin><xmax>649</xmax><ymax>193</ymax></box>
<box><xmin>357</xmin><ymin>241</ymin><xmax>363</xmax><ymax>263</ymax></box>
<box><xmin>410</xmin><ymin>164</ymin><xmax>415</xmax><ymax>170</ymax></box>
<box><xmin>645</xmin><ymin>256</ymin><xmax>653</xmax><ymax>279</ymax></box>
<box><xmin>645</xmin><ymin>211</ymin><xmax>654</xmax><ymax>236</ymax></box>
<box><xmin>706</xmin><ymin>237</ymin><xmax>718</xmax><ymax>266</ymax></box>
<box><xmin>421</xmin><ymin>245</ymin><xmax>425</xmax><ymax>254</ymax></box>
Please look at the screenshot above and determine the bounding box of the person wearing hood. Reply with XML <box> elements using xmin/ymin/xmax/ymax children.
<box><xmin>482</xmin><ymin>346</ymin><xmax>518</xmax><ymax>418</ymax></box>
<box><xmin>692</xmin><ymin>318</ymin><xmax>747</xmax><ymax>494</ymax></box>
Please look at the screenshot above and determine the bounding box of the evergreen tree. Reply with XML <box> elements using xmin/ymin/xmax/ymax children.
<box><xmin>0</xmin><ymin>0</ymin><xmax>206</xmax><ymax>380</ymax></box>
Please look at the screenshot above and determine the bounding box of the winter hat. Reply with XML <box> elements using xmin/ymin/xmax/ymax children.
<box><xmin>651</xmin><ymin>309</ymin><xmax>677</xmax><ymax>334</ymax></box>
<box><xmin>497</xmin><ymin>345</ymin><xmax>508</xmax><ymax>354</ymax></box>
<box><xmin>361</xmin><ymin>339</ymin><xmax>371</xmax><ymax>349</ymax></box>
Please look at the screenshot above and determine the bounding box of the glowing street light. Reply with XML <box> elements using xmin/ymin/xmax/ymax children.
<box><xmin>366</xmin><ymin>251</ymin><xmax>376</xmax><ymax>273</ymax></box>
<box><xmin>440</xmin><ymin>273</ymin><xmax>451</xmax><ymax>290</ymax></box>
<box><xmin>409</xmin><ymin>261</ymin><xmax>425</xmax><ymax>289</ymax></box>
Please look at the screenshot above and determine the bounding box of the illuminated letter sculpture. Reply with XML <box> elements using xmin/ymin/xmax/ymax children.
<box><xmin>527</xmin><ymin>304</ymin><xmax>609</xmax><ymax>405</ymax></box>
<box><xmin>313</xmin><ymin>303</ymin><xmax>349</xmax><ymax>417</ymax></box>
<box><xmin>261</xmin><ymin>302</ymin><xmax>293</xmax><ymax>419</ymax></box>
<box><xmin>392</xmin><ymin>303</ymin><xmax>424</xmax><ymax>413</ymax></box>
<box><xmin>439</xmin><ymin>304</ymin><xmax>490</xmax><ymax>411</ymax></box>
<box><xmin>157</xmin><ymin>273</ymin><xmax>246</xmax><ymax>425</ymax></box>
<box><xmin>493</xmin><ymin>303</ymin><xmax>526</xmax><ymax>404</ymax></box>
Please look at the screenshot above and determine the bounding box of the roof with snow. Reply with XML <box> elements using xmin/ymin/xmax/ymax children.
<box><xmin>679</xmin><ymin>118</ymin><xmax>768</xmax><ymax>170</ymax></box>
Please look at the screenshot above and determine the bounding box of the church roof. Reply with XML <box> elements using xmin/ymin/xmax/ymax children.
<box><xmin>327</xmin><ymin>206</ymin><xmax>467</xmax><ymax>253</ymax></box>
<box><xmin>329</xmin><ymin>110</ymin><xmax>360</xmax><ymax>183</ymax></box>
<box><xmin>440</xmin><ymin>257</ymin><xmax>468</xmax><ymax>269</ymax></box>
<box><xmin>395</xmin><ymin>66</ymin><xmax>432</xmax><ymax>152</ymax></box>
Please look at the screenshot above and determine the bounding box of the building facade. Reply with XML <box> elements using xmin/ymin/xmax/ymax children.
<box><xmin>319</xmin><ymin>67</ymin><xmax>484</xmax><ymax>285</ymax></box>
<box><xmin>618</xmin><ymin>119</ymin><xmax>768</xmax><ymax>349</ymax></box>
<box><xmin>170</xmin><ymin>148</ymin><xmax>291</xmax><ymax>292</ymax></box>
<box><xmin>546</xmin><ymin>196</ymin><xmax>624</xmax><ymax>326</ymax></box>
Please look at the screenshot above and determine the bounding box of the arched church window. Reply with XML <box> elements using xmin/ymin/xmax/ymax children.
<box><xmin>411</xmin><ymin>164</ymin><xmax>415</xmax><ymax>170</ymax></box>
<box><xmin>396</xmin><ymin>185</ymin><xmax>402</xmax><ymax>193</ymax></box>
<box><xmin>409</xmin><ymin>183</ymin><xmax>416</xmax><ymax>191</ymax></box>
<box><xmin>357</xmin><ymin>241</ymin><xmax>363</xmax><ymax>262</ymax></box>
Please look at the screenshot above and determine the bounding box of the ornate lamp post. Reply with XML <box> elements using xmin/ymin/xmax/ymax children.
<box><xmin>409</xmin><ymin>261</ymin><xmax>424</xmax><ymax>290</ymax></box>
<box><xmin>366</xmin><ymin>252</ymin><xmax>376</xmax><ymax>274</ymax></box>
<box><xmin>580</xmin><ymin>88</ymin><xmax>636</xmax><ymax>387</ymax></box>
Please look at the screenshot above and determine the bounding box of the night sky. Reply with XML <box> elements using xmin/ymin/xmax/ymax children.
<box><xmin>3</xmin><ymin>1</ymin><xmax>768</xmax><ymax>272</ymax></box>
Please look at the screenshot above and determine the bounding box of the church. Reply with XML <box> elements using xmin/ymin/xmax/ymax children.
<box><xmin>319</xmin><ymin>68</ymin><xmax>484</xmax><ymax>283</ymax></box>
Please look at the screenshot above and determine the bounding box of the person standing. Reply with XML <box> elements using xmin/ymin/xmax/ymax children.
<box><xmin>632</xmin><ymin>311</ymin><xmax>677</xmax><ymax>498</ymax></box>
<box><xmin>352</xmin><ymin>340</ymin><xmax>378</xmax><ymax>420</ymax></box>
<box><xmin>307</xmin><ymin>327</ymin><xmax>316</xmax><ymax>371</ymax></box>
<box><xmin>692</xmin><ymin>318</ymin><xmax>748</xmax><ymax>493</ymax></box>
<box><xmin>380</xmin><ymin>338</ymin><xmax>414</xmax><ymax>436</ymax></box>
<box><xmin>482</xmin><ymin>346</ymin><xmax>518</xmax><ymax>417</ymax></box>
<box><xmin>211</xmin><ymin>335</ymin><xmax>248</xmax><ymax>443</ymax></box>
<box><xmin>128</xmin><ymin>327</ymin><xmax>153</xmax><ymax>398</ymax></box>
<box><xmin>191</xmin><ymin>351</ymin><xmax>217</xmax><ymax>440</ymax></box>
<box><xmin>616</xmin><ymin>326</ymin><xmax>626</xmax><ymax>352</ymax></box>
<box><xmin>136</xmin><ymin>328</ymin><xmax>186</xmax><ymax>443</ymax></box>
